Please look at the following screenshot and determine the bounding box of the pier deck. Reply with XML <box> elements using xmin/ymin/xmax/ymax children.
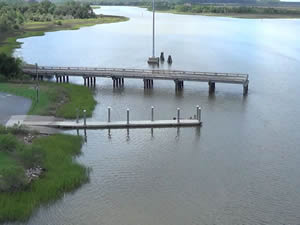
<box><xmin>22</xmin><ymin>65</ymin><xmax>249</xmax><ymax>94</ymax></box>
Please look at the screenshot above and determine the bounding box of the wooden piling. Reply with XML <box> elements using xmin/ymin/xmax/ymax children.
<box><xmin>177</xmin><ymin>108</ymin><xmax>180</xmax><ymax>123</ymax></box>
<box><xmin>127</xmin><ymin>108</ymin><xmax>130</xmax><ymax>125</ymax></box>
<box><xmin>209</xmin><ymin>81</ymin><xmax>215</xmax><ymax>93</ymax></box>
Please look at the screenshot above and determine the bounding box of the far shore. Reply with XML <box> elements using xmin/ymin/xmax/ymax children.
<box><xmin>141</xmin><ymin>7</ymin><xmax>300</xmax><ymax>19</ymax></box>
<box><xmin>164</xmin><ymin>10</ymin><xmax>300</xmax><ymax>19</ymax></box>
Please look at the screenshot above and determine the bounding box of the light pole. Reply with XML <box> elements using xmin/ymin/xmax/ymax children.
<box><xmin>147</xmin><ymin>0</ymin><xmax>159</xmax><ymax>65</ymax></box>
<box><xmin>35</xmin><ymin>63</ymin><xmax>39</xmax><ymax>103</ymax></box>
<box><xmin>152</xmin><ymin>0</ymin><xmax>155</xmax><ymax>58</ymax></box>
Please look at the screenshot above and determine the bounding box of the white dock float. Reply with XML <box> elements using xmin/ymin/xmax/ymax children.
<box><xmin>15</xmin><ymin>119</ymin><xmax>201</xmax><ymax>129</ymax></box>
<box><xmin>6</xmin><ymin>106</ymin><xmax>202</xmax><ymax>130</ymax></box>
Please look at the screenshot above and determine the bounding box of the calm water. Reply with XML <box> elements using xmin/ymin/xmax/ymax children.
<box><xmin>10</xmin><ymin>6</ymin><xmax>300</xmax><ymax>225</ymax></box>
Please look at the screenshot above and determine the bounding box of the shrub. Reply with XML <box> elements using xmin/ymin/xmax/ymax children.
<box><xmin>54</xmin><ymin>20</ymin><xmax>62</xmax><ymax>26</ymax></box>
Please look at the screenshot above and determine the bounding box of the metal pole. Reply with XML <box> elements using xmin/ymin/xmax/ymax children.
<box><xmin>35</xmin><ymin>63</ymin><xmax>39</xmax><ymax>103</ymax></box>
<box><xmin>76</xmin><ymin>108</ymin><xmax>79</xmax><ymax>123</ymax></box>
<box><xmin>83</xmin><ymin>110</ymin><xmax>86</xmax><ymax>127</ymax></box>
<box><xmin>196</xmin><ymin>105</ymin><xmax>199</xmax><ymax>121</ymax></box>
<box><xmin>152</xmin><ymin>0</ymin><xmax>155</xmax><ymax>57</ymax></box>
<box><xmin>127</xmin><ymin>108</ymin><xmax>130</xmax><ymax>125</ymax></box>
<box><xmin>151</xmin><ymin>106</ymin><xmax>154</xmax><ymax>121</ymax></box>
<box><xmin>108</xmin><ymin>107</ymin><xmax>111</xmax><ymax>122</ymax></box>
<box><xmin>177</xmin><ymin>108</ymin><xmax>180</xmax><ymax>123</ymax></box>
<box><xmin>198</xmin><ymin>107</ymin><xmax>202</xmax><ymax>122</ymax></box>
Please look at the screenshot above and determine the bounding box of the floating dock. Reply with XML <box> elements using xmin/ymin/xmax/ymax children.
<box><xmin>6</xmin><ymin>118</ymin><xmax>201</xmax><ymax>130</ymax></box>
<box><xmin>6</xmin><ymin>106</ymin><xmax>202</xmax><ymax>130</ymax></box>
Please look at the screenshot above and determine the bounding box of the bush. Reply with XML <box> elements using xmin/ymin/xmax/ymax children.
<box><xmin>54</xmin><ymin>20</ymin><xmax>62</xmax><ymax>25</ymax></box>
<box><xmin>0</xmin><ymin>54</ymin><xmax>23</xmax><ymax>80</ymax></box>
<box><xmin>20</xmin><ymin>74</ymin><xmax>31</xmax><ymax>81</ymax></box>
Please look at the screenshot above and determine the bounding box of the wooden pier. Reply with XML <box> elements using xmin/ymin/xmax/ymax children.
<box><xmin>23</xmin><ymin>65</ymin><xmax>249</xmax><ymax>95</ymax></box>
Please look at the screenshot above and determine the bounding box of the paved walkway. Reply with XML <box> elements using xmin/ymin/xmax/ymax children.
<box><xmin>0</xmin><ymin>92</ymin><xmax>31</xmax><ymax>125</ymax></box>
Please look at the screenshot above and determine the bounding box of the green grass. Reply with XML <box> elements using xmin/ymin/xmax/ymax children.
<box><xmin>0</xmin><ymin>152</ymin><xmax>17</xmax><ymax>170</ymax></box>
<box><xmin>0</xmin><ymin>82</ymin><xmax>96</xmax><ymax>119</ymax></box>
<box><xmin>0</xmin><ymin>16</ymin><xmax>128</xmax><ymax>56</ymax></box>
<box><xmin>0</xmin><ymin>134</ymin><xmax>88</xmax><ymax>222</ymax></box>
<box><xmin>91</xmin><ymin>5</ymin><xmax>101</xmax><ymax>9</ymax></box>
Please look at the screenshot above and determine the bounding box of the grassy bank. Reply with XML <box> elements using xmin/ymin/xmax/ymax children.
<box><xmin>0</xmin><ymin>126</ymin><xmax>88</xmax><ymax>222</ymax></box>
<box><xmin>0</xmin><ymin>82</ymin><xmax>96</xmax><ymax>119</ymax></box>
<box><xmin>0</xmin><ymin>15</ymin><xmax>128</xmax><ymax>56</ymax></box>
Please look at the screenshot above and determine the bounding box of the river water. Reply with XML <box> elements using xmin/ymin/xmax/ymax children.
<box><xmin>10</xmin><ymin>6</ymin><xmax>300</xmax><ymax>225</ymax></box>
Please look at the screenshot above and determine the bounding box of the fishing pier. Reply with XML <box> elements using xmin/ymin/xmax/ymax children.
<box><xmin>23</xmin><ymin>65</ymin><xmax>249</xmax><ymax>95</ymax></box>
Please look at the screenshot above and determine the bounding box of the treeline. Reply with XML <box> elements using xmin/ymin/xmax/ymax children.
<box><xmin>0</xmin><ymin>0</ymin><xmax>95</xmax><ymax>32</ymax></box>
<box><xmin>172</xmin><ymin>4</ymin><xmax>300</xmax><ymax>14</ymax></box>
<box><xmin>144</xmin><ymin>1</ymin><xmax>300</xmax><ymax>15</ymax></box>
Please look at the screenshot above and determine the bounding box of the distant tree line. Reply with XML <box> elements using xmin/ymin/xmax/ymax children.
<box><xmin>172</xmin><ymin>4</ymin><xmax>300</xmax><ymax>14</ymax></box>
<box><xmin>0</xmin><ymin>0</ymin><xmax>95</xmax><ymax>32</ymax></box>
<box><xmin>143</xmin><ymin>1</ymin><xmax>300</xmax><ymax>15</ymax></box>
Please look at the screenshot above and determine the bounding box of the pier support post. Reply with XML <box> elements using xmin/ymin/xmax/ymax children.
<box><xmin>108</xmin><ymin>107</ymin><xmax>111</xmax><ymax>122</ymax></box>
<box><xmin>144</xmin><ymin>79</ymin><xmax>153</xmax><ymax>89</ymax></box>
<box><xmin>113</xmin><ymin>78</ymin><xmax>116</xmax><ymax>88</ymax></box>
<box><xmin>76</xmin><ymin>108</ymin><xmax>79</xmax><ymax>124</ymax></box>
<box><xmin>208</xmin><ymin>81</ymin><xmax>215</xmax><ymax>93</ymax></box>
<box><xmin>127</xmin><ymin>108</ymin><xmax>130</xmax><ymax>125</ymax></box>
<box><xmin>55</xmin><ymin>75</ymin><xmax>58</xmax><ymax>83</ymax></box>
<box><xmin>151</xmin><ymin>106</ymin><xmax>154</xmax><ymax>121</ymax></box>
<box><xmin>198</xmin><ymin>107</ymin><xmax>202</xmax><ymax>122</ymax></box>
<box><xmin>87</xmin><ymin>77</ymin><xmax>90</xmax><ymax>87</ymax></box>
<box><xmin>243</xmin><ymin>81</ymin><xmax>249</xmax><ymax>95</ymax></box>
<box><xmin>94</xmin><ymin>77</ymin><xmax>96</xmax><ymax>87</ymax></box>
<box><xmin>83</xmin><ymin>77</ymin><xmax>86</xmax><ymax>86</ymax></box>
<box><xmin>177</xmin><ymin>108</ymin><xmax>180</xmax><ymax>123</ymax></box>
<box><xmin>175</xmin><ymin>80</ymin><xmax>184</xmax><ymax>91</ymax></box>
<box><xmin>83</xmin><ymin>110</ymin><xmax>87</xmax><ymax>127</ymax></box>
<box><xmin>63</xmin><ymin>76</ymin><xmax>66</xmax><ymax>83</ymax></box>
<box><xmin>67</xmin><ymin>76</ymin><xmax>69</xmax><ymax>83</ymax></box>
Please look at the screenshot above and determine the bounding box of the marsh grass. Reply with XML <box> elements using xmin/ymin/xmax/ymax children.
<box><xmin>0</xmin><ymin>82</ymin><xmax>96</xmax><ymax>119</ymax></box>
<box><xmin>0</xmin><ymin>134</ymin><xmax>89</xmax><ymax>222</ymax></box>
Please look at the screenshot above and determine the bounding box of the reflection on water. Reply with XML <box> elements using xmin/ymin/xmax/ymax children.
<box><xmin>78</xmin><ymin>127</ymin><xmax>201</xmax><ymax>143</ymax></box>
<box><xmin>8</xmin><ymin>6</ymin><xmax>300</xmax><ymax>225</ymax></box>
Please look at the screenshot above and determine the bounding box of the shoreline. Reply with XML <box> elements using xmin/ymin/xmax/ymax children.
<box><xmin>164</xmin><ymin>10</ymin><xmax>300</xmax><ymax>19</ymax></box>
<box><xmin>0</xmin><ymin>81</ymin><xmax>97</xmax><ymax>222</ymax></box>
<box><xmin>0</xmin><ymin>15</ymin><xmax>129</xmax><ymax>56</ymax></box>
<box><xmin>0</xmin><ymin>82</ymin><xmax>97</xmax><ymax>119</ymax></box>
<box><xmin>141</xmin><ymin>7</ymin><xmax>300</xmax><ymax>19</ymax></box>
